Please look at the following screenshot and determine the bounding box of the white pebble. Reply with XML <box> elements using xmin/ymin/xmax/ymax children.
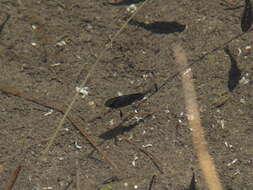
<box><xmin>126</xmin><ymin>4</ymin><xmax>137</xmax><ymax>13</ymax></box>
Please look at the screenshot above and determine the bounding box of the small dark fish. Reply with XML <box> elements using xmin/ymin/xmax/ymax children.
<box><xmin>105</xmin><ymin>92</ymin><xmax>146</xmax><ymax>109</ymax></box>
<box><xmin>129</xmin><ymin>21</ymin><xmax>185</xmax><ymax>34</ymax></box>
<box><xmin>109</xmin><ymin>0</ymin><xmax>145</xmax><ymax>6</ymax></box>
<box><xmin>182</xmin><ymin>173</ymin><xmax>197</xmax><ymax>190</ymax></box>
<box><xmin>188</xmin><ymin>173</ymin><xmax>197</xmax><ymax>190</ymax></box>
<box><xmin>224</xmin><ymin>46</ymin><xmax>242</xmax><ymax>91</ymax></box>
<box><xmin>241</xmin><ymin>0</ymin><xmax>252</xmax><ymax>32</ymax></box>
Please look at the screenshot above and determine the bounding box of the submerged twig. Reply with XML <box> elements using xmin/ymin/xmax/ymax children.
<box><xmin>0</xmin><ymin>84</ymin><xmax>119</xmax><ymax>172</ymax></box>
<box><xmin>5</xmin><ymin>165</ymin><xmax>22</xmax><ymax>190</ymax></box>
<box><xmin>0</xmin><ymin>13</ymin><xmax>10</xmax><ymax>36</ymax></box>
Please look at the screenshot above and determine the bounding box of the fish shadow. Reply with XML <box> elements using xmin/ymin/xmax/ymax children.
<box><xmin>109</xmin><ymin>0</ymin><xmax>145</xmax><ymax>6</ymax></box>
<box><xmin>129</xmin><ymin>20</ymin><xmax>186</xmax><ymax>34</ymax></box>
<box><xmin>224</xmin><ymin>46</ymin><xmax>242</xmax><ymax>92</ymax></box>
<box><xmin>99</xmin><ymin>120</ymin><xmax>141</xmax><ymax>140</ymax></box>
<box><xmin>99</xmin><ymin>114</ymin><xmax>151</xmax><ymax>140</ymax></box>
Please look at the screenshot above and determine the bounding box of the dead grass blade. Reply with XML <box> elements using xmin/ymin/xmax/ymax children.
<box><xmin>173</xmin><ymin>44</ymin><xmax>223</xmax><ymax>190</ymax></box>
<box><xmin>42</xmin><ymin>0</ymin><xmax>151</xmax><ymax>159</ymax></box>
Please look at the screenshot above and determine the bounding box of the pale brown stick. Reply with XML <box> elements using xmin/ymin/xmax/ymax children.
<box><xmin>5</xmin><ymin>165</ymin><xmax>22</xmax><ymax>190</ymax></box>
<box><xmin>173</xmin><ymin>44</ymin><xmax>223</xmax><ymax>190</ymax></box>
<box><xmin>0</xmin><ymin>85</ymin><xmax>119</xmax><ymax>172</ymax></box>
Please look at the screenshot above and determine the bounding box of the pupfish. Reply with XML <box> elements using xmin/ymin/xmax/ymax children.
<box><xmin>105</xmin><ymin>84</ymin><xmax>157</xmax><ymax>109</ymax></box>
<box><xmin>105</xmin><ymin>92</ymin><xmax>147</xmax><ymax>109</ymax></box>
<box><xmin>109</xmin><ymin>0</ymin><xmax>145</xmax><ymax>6</ymax></box>
<box><xmin>241</xmin><ymin>0</ymin><xmax>252</xmax><ymax>32</ymax></box>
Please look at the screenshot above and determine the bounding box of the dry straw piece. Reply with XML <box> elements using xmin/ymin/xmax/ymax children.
<box><xmin>41</xmin><ymin>0</ymin><xmax>150</xmax><ymax>159</ymax></box>
<box><xmin>173</xmin><ymin>44</ymin><xmax>223</xmax><ymax>190</ymax></box>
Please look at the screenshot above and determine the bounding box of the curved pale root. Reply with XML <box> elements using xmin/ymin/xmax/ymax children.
<box><xmin>173</xmin><ymin>44</ymin><xmax>223</xmax><ymax>190</ymax></box>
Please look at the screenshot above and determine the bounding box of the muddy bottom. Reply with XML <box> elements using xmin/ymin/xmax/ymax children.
<box><xmin>0</xmin><ymin>0</ymin><xmax>252</xmax><ymax>189</ymax></box>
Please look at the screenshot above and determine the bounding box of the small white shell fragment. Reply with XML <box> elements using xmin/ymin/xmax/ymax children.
<box><xmin>132</xmin><ymin>155</ymin><xmax>138</xmax><ymax>167</ymax></box>
<box><xmin>44</xmin><ymin>109</ymin><xmax>53</xmax><ymax>116</ymax></box>
<box><xmin>237</xmin><ymin>48</ymin><xmax>242</xmax><ymax>56</ymax></box>
<box><xmin>64</xmin><ymin>127</ymin><xmax>69</xmax><ymax>132</ymax></box>
<box><xmin>43</xmin><ymin>187</ymin><xmax>53</xmax><ymax>190</ymax></box>
<box><xmin>225</xmin><ymin>141</ymin><xmax>233</xmax><ymax>149</ymax></box>
<box><xmin>183</xmin><ymin>68</ymin><xmax>191</xmax><ymax>75</ymax></box>
<box><xmin>240</xmin><ymin>98</ymin><xmax>246</xmax><ymax>104</ymax></box>
<box><xmin>31</xmin><ymin>24</ymin><xmax>37</xmax><ymax>30</ymax></box>
<box><xmin>134</xmin><ymin>116</ymin><xmax>142</xmax><ymax>122</ymax></box>
<box><xmin>220</xmin><ymin>119</ymin><xmax>225</xmax><ymax>129</ymax></box>
<box><xmin>126</xmin><ymin>4</ymin><xmax>137</xmax><ymax>13</ymax></box>
<box><xmin>239</xmin><ymin>76</ymin><xmax>249</xmax><ymax>85</ymax></box>
<box><xmin>142</xmin><ymin>74</ymin><xmax>148</xmax><ymax>79</ymax></box>
<box><xmin>88</xmin><ymin>101</ymin><xmax>95</xmax><ymax>106</ymax></box>
<box><xmin>165</xmin><ymin>109</ymin><xmax>170</xmax><ymax>113</ymax></box>
<box><xmin>75</xmin><ymin>141</ymin><xmax>82</xmax><ymax>149</ymax></box>
<box><xmin>31</xmin><ymin>42</ymin><xmax>37</xmax><ymax>46</ymax></box>
<box><xmin>141</xmin><ymin>49</ymin><xmax>146</xmax><ymax>54</ymax></box>
<box><xmin>56</xmin><ymin>40</ymin><xmax>66</xmax><ymax>47</ymax></box>
<box><xmin>117</xmin><ymin>91</ymin><xmax>123</xmax><ymax>96</ymax></box>
<box><xmin>76</xmin><ymin>86</ymin><xmax>89</xmax><ymax>98</ymax></box>
<box><xmin>142</xmin><ymin>144</ymin><xmax>152</xmax><ymax>148</ymax></box>
<box><xmin>109</xmin><ymin>119</ymin><xmax>114</xmax><ymax>126</ymax></box>
<box><xmin>51</xmin><ymin>63</ymin><xmax>62</xmax><ymax>66</ymax></box>
<box><xmin>233</xmin><ymin>170</ymin><xmax>240</xmax><ymax>176</ymax></box>
<box><xmin>124</xmin><ymin>182</ymin><xmax>128</xmax><ymax>187</ymax></box>
<box><xmin>227</xmin><ymin>158</ymin><xmax>238</xmax><ymax>166</ymax></box>
<box><xmin>134</xmin><ymin>185</ymin><xmax>138</xmax><ymax>189</ymax></box>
